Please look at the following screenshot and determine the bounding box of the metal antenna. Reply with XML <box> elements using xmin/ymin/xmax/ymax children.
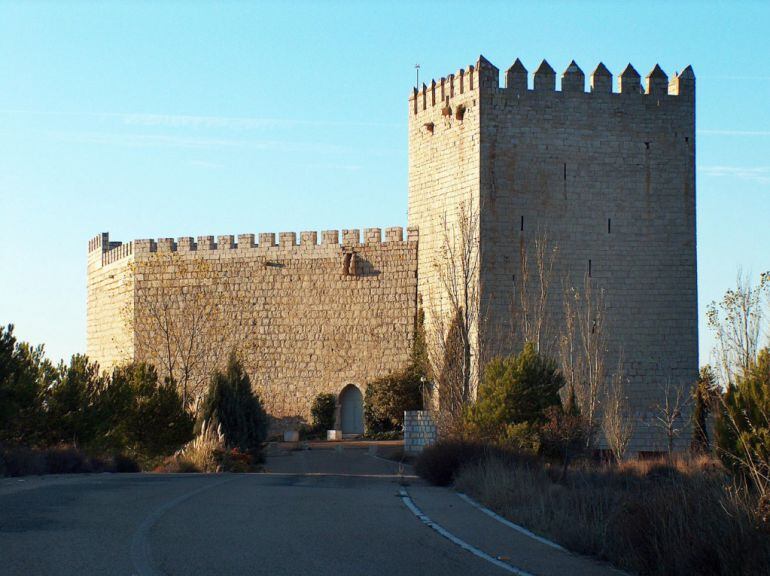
<box><xmin>415</xmin><ymin>63</ymin><xmax>420</xmax><ymax>88</ymax></box>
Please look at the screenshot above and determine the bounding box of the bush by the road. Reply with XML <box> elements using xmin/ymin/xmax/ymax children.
<box><xmin>198</xmin><ymin>353</ymin><xmax>268</xmax><ymax>456</ymax></box>
<box><xmin>1</xmin><ymin>323</ymin><xmax>195</xmax><ymax>472</ymax></box>
<box><xmin>0</xmin><ymin>444</ymin><xmax>139</xmax><ymax>477</ymax></box>
<box><xmin>414</xmin><ymin>440</ymin><xmax>489</xmax><ymax>486</ymax></box>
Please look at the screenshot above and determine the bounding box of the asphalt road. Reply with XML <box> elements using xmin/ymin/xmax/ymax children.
<box><xmin>0</xmin><ymin>447</ymin><xmax>489</xmax><ymax>576</ymax></box>
<box><xmin>0</xmin><ymin>445</ymin><xmax>621</xmax><ymax>576</ymax></box>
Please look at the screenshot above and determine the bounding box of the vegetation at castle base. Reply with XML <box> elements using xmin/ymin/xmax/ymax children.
<box><xmin>364</xmin><ymin>366</ymin><xmax>423</xmax><ymax>435</ymax></box>
<box><xmin>299</xmin><ymin>392</ymin><xmax>337</xmax><ymax>440</ymax></box>
<box><xmin>464</xmin><ymin>343</ymin><xmax>564</xmax><ymax>449</ymax></box>
<box><xmin>715</xmin><ymin>348</ymin><xmax>770</xmax><ymax>489</ymax></box>
<box><xmin>0</xmin><ymin>323</ymin><xmax>196</xmax><ymax>474</ymax></box>
<box><xmin>361</xmin><ymin>307</ymin><xmax>429</xmax><ymax>439</ymax></box>
<box><xmin>416</xmin><ymin>266</ymin><xmax>770</xmax><ymax>575</ymax></box>
<box><xmin>454</xmin><ymin>450</ymin><xmax>769</xmax><ymax>576</ymax></box>
<box><xmin>196</xmin><ymin>352</ymin><xmax>268</xmax><ymax>464</ymax></box>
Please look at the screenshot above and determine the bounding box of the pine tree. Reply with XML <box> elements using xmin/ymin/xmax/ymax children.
<box><xmin>199</xmin><ymin>352</ymin><xmax>268</xmax><ymax>454</ymax></box>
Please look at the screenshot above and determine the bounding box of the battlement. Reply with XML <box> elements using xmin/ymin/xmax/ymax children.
<box><xmin>90</xmin><ymin>226</ymin><xmax>418</xmax><ymax>262</ymax></box>
<box><xmin>410</xmin><ymin>55</ymin><xmax>694</xmax><ymax>115</ymax></box>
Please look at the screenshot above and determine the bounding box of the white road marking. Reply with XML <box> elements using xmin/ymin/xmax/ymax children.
<box><xmin>456</xmin><ymin>493</ymin><xmax>567</xmax><ymax>552</ymax></box>
<box><xmin>130</xmin><ymin>476</ymin><xmax>234</xmax><ymax>576</ymax></box>
<box><xmin>398</xmin><ymin>487</ymin><xmax>536</xmax><ymax>576</ymax></box>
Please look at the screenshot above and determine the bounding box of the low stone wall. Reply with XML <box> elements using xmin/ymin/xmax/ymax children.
<box><xmin>404</xmin><ymin>410</ymin><xmax>437</xmax><ymax>453</ymax></box>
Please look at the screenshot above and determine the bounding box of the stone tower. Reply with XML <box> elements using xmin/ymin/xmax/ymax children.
<box><xmin>408</xmin><ymin>56</ymin><xmax>697</xmax><ymax>452</ymax></box>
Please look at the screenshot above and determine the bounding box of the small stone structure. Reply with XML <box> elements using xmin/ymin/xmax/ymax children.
<box><xmin>404</xmin><ymin>411</ymin><xmax>438</xmax><ymax>453</ymax></box>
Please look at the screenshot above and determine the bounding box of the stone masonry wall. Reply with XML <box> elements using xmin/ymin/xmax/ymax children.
<box><xmin>407</xmin><ymin>59</ymin><xmax>489</xmax><ymax>395</ymax></box>
<box><xmin>87</xmin><ymin>228</ymin><xmax>418</xmax><ymax>427</ymax></box>
<box><xmin>86</xmin><ymin>233</ymin><xmax>135</xmax><ymax>371</ymax></box>
<box><xmin>409</xmin><ymin>57</ymin><xmax>698</xmax><ymax>452</ymax></box>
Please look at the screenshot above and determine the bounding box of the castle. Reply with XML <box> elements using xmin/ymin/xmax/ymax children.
<box><xmin>87</xmin><ymin>55</ymin><xmax>697</xmax><ymax>452</ymax></box>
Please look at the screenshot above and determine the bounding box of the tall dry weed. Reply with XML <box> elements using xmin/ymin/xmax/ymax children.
<box><xmin>455</xmin><ymin>455</ymin><xmax>769</xmax><ymax>576</ymax></box>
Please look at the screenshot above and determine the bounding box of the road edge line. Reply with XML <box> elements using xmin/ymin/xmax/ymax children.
<box><xmin>398</xmin><ymin>487</ymin><xmax>535</xmax><ymax>576</ymax></box>
<box><xmin>130</xmin><ymin>476</ymin><xmax>233</xmax><ymax>576</ymax></box>
<box><xmin>456</xmin><ymin>492</ymin><xmax>567</xmax><ymax>552</ymax></box>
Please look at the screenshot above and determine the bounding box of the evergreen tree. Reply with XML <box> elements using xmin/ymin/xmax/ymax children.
<box><xmin>199</xmin><ymin>353</ymin><xmax>268</xmax><ymax>454</ymax></box>
<box><xmin>715</xmin><ymin>348</ymin><xmax>770</xmax><ymax>485</ymax></box>
<box><xmin>0</xmin><ymin>324</ymin><xmax>50</xmax><ymax>444</ymax></box>
<box><xmin>465</xmin><ymin>342</ymin><xmax>564</xmax><ymax>444</ymax></box>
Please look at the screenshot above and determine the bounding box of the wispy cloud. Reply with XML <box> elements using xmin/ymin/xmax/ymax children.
<box><xmin>699</xmin><ymin>165</ymin><xmax>770</xmax><ymax>183</ymax></box>
<box><xmin>699</xmin><ymin>129</ymin><xmax>770</xmax><ymax>137</ymax></box>
<box><xmin>0</xmin><ymin>109</ymin><xmax>403</xmax><ymax>130</ymax></box>
<box><xmin>45</xmin><ymin>129</ymin><xmax>357</xmax><ymax>154</ymax></box>
<box><xmin>122</xmin><ymin>113</ymin><xmax>287</xmax><ymax>130</ymax></box>
<box><xmin>48</xmin><ymin>131</ymin><xmax>242</xmax><ymax>149</ymax></box>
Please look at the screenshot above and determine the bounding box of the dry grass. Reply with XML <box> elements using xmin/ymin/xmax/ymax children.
<box><xmin>455</xmin><ymin>454</ymin><xmax>769</xmax><ymax>576</ymax></box>
<box><xmin>160</xmin><ymin>420</ymin><xmax>225</xmax><ymax>473</ymax></box>
<box><xmin>158</xmin><ymin>420</ymin><xmax>262</xmax><ymax>473</ymax></box>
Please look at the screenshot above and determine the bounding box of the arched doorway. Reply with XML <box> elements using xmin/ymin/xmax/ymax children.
<box><xmin>339</xmin><ymin>384</ymin><xmax>364</xmax><ymax>435</ymax></box>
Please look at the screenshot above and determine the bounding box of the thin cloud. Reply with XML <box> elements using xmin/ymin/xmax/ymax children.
<box><xmin>48</xmin><ymin>131</ymin><xmax>241</xmax><ymax>149</ymax></box>
<box><xmin>122</xmin><ymin>113</ymin><xmax>287</xmax><ymax>130</ymax></box>
<box><xmin>0</xmin><ymin>109</ymin><xmax>403</xmax><ymax>130</ymax></box>
<box><xmin>698</xmin><ymin>129</ymin><xmax>770</xmax><ymax>137</ymax></box>
<box><xmin>45</xmin><ymin>130</ymin><xmax>357</xmax><ymax>154</ymax></box>
<box><xmin>699</xmin><ymin>165</ymin><xmax>770</xmax><ymax>183</ymax></box>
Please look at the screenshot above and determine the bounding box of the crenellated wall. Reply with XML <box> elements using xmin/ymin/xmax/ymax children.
<box><xmin>88</xmin><ymin>52</ymin><xmax>698</xmax><ymax>452</ymax></box>
<box><xmin>87</xmin><ymin>227</ymin><xmax>418</xmax><ymax>426</ymax></box>
<box><xmin>86</xmin><ymin>233</ymin><xmax>135</xmax><ymax>371</ymax></box>
<box><xmin>408</xmin><ymin>56</ymin><xmax>697</xmax><ymax>452</ymax></box>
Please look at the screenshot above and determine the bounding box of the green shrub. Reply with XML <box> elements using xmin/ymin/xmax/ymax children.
<box><xmin>0</xmin><ymin>324</ymin><xmax>51</xmax><ymax>445</ymax></box>
<box><xmin>43</xmin><ymin>354</ymin><xmax>107</xmax><ymax>449</ymax></box>
<box><xmin>715</xmin><ymin>348</ymin><xmax>770</xmax><ymax>486</ymax></box>
<box><xmin>364</xmin><ymin>367</ymin><xmax>423</xmax><ymax>434</ymax></box>
<box><xmin>465</xmin><ymin>343</ymin><xmax>563</xmax><ymax>446</ymax></box>
<box><xmin>198</xmin><ymin>353</ymin><xmax>268</xmax><ymax>455</ymax></box>
<box><xmin>311</xmin><ymin>393</ymin><xmax>337</xmax><ymax>432</ymax></box>
<box><xmin>114</xmin><ymin>363</ymin><xmax>195</xmax><ymax>462</ymax></box>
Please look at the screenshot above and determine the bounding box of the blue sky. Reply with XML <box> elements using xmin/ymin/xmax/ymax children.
<box><xmin>1</xmin><ymin>1</ymin><xmax>768</xmax><ymax>364</ymax></box>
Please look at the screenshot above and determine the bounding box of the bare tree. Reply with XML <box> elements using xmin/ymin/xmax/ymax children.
<box><xmin>124</xmin><ymin>253</ymin><xmax>246</xmax><ymax>407</ymax></box>
<box><xmin>514</xmin><ymin>231</ymin><xmax>558</xmax><ymax>355</ymax></box>
<box><xmin>426</xmin><ymin>198</ymin><xmax>481</xmax><ymax>435</ymax></box>
<box><xmin>602</xmin><ymin>357</ymin><xmax>634</xmax><ymax>463</ymax></box>
<box><xmin>559</xmin><ymin>274</ymin><xmax>608</xmax><ymax>447</ymax></box>
<box><xmin>707</xmin><ymin>270</ymin><xmax>769</xmax><ymax>388</ymax></box>
<box><xmin>653</xmin><ymin>379</ymin><xmax>690</xmax><ymax>457</ymax></box>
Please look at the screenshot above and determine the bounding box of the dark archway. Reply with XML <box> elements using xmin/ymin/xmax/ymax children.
<box><xmin>339</xmin><ymin>384</ymin><xmax>364</xmax><ymax>435</ymax></box>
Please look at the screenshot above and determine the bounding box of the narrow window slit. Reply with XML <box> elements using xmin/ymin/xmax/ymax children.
<box><xmin>608</xmin><ymin>218</ymin><xmax>611</xmax><ymax>234</ymax></box>
<box><xmin>645</xmin><ymin>142</ymin><xmax>650</xmax><ymax>150</ymax></box>
<box><xmin>588</xmin><ymin>259</ymin><xmax>592</xmax><ymax>278</ymax></box>
<box><xmin>520</xmin><ymin>216</ymin><xmax>524</xmax><ymax>231</ymax></box>
<box><xmin>563</xmin><ymin>163</ymin><xmax>567</xmax><ymax>180</ymax></box>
